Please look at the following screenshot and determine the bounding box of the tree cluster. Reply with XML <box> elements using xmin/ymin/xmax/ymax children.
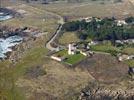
<box><xmin>62</xmin><ymin>17</ymin><xmax>134</xmax><ymax>44</ymax></box>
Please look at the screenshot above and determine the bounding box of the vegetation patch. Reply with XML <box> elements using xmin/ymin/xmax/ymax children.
<box><xmin>122</xmin><ymin>47</ymin><xmax>134</xmax><ymax>55</ymax></box>
<box><xmin>64</xmin><ymin>53</ymin><xmax>86</xmax><ymax>65</ymax></box>
<box><xmin>59</xmin><ymin>32</ymin><xmax>80</xmax><ymax>45</ymax></box>
<box><xmin>0</xmin><ymin>47</ymin><xmax>48</xmax><ymax>100</ymax></box>
<box><xmin>62</xmin><ymin>17</ymin><xmax>134</xmax><ymax>42</ymax></box>
<box><xmin>25</xmin><ymin>65</ymin><xmax>47</xmax><ymax>79</ymax></box>
<box><xmin>53</xmin><ymin>50</ymin><xmax>68</xmax><ymax>57</ymax></box>
<box><xmin>90</xmin><ymin>41</ymin><xmax>120</xmax><ymax>55</ymax></box>
<box><xmin>12</xmin><ymin>47</ymin><xmax>48</xmax><ymax>77</ymax></box>
<box><xmin>78</xmin><ymin>54</ymin><xmax>128</xmax><ymax>83</ymax></box>
<box><xmin>52</xmin><ymin>50</ymin><xmax>86</xmax><ymax>65</ymax></box>
<box><xmin>125</xmin><ymin>60</ymin><xmax>134</xmax><ymax>66</ymax></box>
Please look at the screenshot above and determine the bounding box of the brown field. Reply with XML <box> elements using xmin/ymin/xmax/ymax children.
<box><xmin>0</xmin><ymin>0</ymin><xmax>133</xmax><ymax>100</ymax></box>
<box><xmin>16</xmin><ymin>60</ymin><xmax>94</xmax><ymax>100</ymax></box>
<box><xmin>122</xmin><ymin>47</ymin><xmax>134</xmax><ymax>55</ymax></box>
<box><xmin>59</xmin><ymin>32</ymin><xmax>80</xmax><ymax>45</ymax></box>
<box><xmin>1</xmin><ymin>3</ymin><xmax>59</xmax><ymax>33</ymax></box>
<box><xmin>44</xmin><ymin>0</ymin><xmax>134</xmax><ymax>20</ymax></box>
<box><xmin>14</xmin><ymin>53</ymin><xmax>131</xmax><ymax>99</ymax></box>
<box><xmin>77</xmin><ymin>54</ymin><xmax>128</xmax><ymax>83</ymax></box>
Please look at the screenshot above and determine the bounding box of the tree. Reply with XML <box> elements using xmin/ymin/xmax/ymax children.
<box><xmin>110</xmin><ymin>31</ymin><xmax>117</xmax><ymax>46</ymax></box>
<box><xmin>125</xmin><ymin>17</ymin><xmax>134</xmax><ymax>24</ymax></box>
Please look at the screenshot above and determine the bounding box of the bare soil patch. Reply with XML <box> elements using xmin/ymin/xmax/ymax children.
<box><xmin>78</xmin><ymin>54</ymin><xmax>128</xmax><ymax>83</ymax></box>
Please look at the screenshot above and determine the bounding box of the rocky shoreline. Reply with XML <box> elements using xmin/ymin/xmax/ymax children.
<box><xmin>79</xmin><ymin>81</ymin><xmax>134</xmax><ymax>100</ymax></box>
<box><xmin>0</xmin><ymin>27</ymin><xmax>27</xmax><ymax>60</ymax></box>
<box><xmin>0</xmin><ymin>25</ymin><xmax>44</xmax><ymax>60</ymax></box>
<box><xmin>0</xmin><ymin>26</ymin><xmax>25</xmax><ymax>38</ymax></box>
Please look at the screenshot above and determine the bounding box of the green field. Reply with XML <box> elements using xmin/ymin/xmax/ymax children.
<box><xmin>53</xmin><ymin>50</ymin><xmax>86</xmax><ymax>65</ymax></box>
<box><xmin>125</xmin><ymin>60</ymin><xmax>134</xmax><ymax>67</ymax></box>
<box><xmin>59</xmin><ymin>32</ymin><xmax>80</xmax><ymax>45</ymax></box>
<box><xmin>64</xmin><ymin>54</ymin><xmax>86</xmax><ymax>65</ymax></box>
<box><xmin>90</xmin><ymin>42</ymin><xmax>120</xmax><ymax>53</ymax></box>
<box><xmin>122</xmin><ymin>47</ymin><xmax>134</xmax><ymax>55</ymax></box>
<box><xmin>13</xmin><ymin>47</ymin><xmax>48</xmax><ymax>76</ymax></box>
<box><xmin>0</xmin><ymin>47</ymin><xmax>48</xmax><ymax>100</ymax></box>
<box><xmin>53</xmin><ymin>50</ymin><xmax>68</xmax><ymax>57</ymax></box>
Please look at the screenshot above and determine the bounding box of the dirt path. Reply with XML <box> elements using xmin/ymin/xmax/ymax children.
<box><xmin>128</xmin><ymin>0</ymin><xmax>134</xmax><ymax>6</ymax></box>
<box><xmin>15</xmin><ymin>4</ymin><xmax>65</xmax><ymax>51</ymax></box>
<box><xmin>44</xmin><ymin>11</ymin><xmax>64</xmax><ymax>51</ymax></box>
<box><xmin>45</xmin><ymin>3</ymin><xmax>93</xmax><ymax>51</ymax></box>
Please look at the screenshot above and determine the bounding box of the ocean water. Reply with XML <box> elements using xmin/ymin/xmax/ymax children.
<box><xmin>0</xmin><ymin>15</ymin><xmax>13</xmax><ymax>21</ymax></box>
<box><xmin>0</xmin><ymin>36</ymin><xmax>23</xmax><ymax>59</ymax></box>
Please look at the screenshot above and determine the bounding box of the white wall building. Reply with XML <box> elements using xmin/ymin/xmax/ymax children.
<box><xmin>68</xmin><ymin>44</ymin><xmax>77</xmax><ymax>55</ymax></box>
<box><xmin>51</xmin><ymin>56</ymin><xmax>63</xmax><ymax>62</ymax></box>
<box><xmin>116</xmin><ymin>20</ymin><xmax>127</xmax><ymax>26</ymax></box>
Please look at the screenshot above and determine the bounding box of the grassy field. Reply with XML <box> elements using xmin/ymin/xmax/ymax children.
<box><xmin>16</xmin><ymin>60</ymin><xmax>93</xmax><ymax>99</ymax></box>
<box><xmin>59</xmin><ymin>32</ymin><xmax>80</xmax><ymax>45</ymax></box>
<box><xmin>13</xmin><ymin>47</ymin><xmax>48</xmax><ymax>76</ymax></box>
<box><xmin>122</xmin><ymin>47</ymin><xmax>134</xmax><ymax>55</ymax></box>
<box><xmin>64</xmin><ymin>54</ymin><xmax>86</xmax><ymax>65</ymax></box>
<box><xmin>125</xmin><ymin>59</ymin><xmax>134</xmax><ymax>67</ymax></box>
<box><xmin>0</xmin><ymin>2</ymin><xmax>61</xmax><ymax>99</ymax></box>
<box><xmin>0</xmin><ymin>47</ymin><xmax>48</xmax><ymax>100</ymax></box>
<box><xmin>0</xmin><ymin>0</ymin><xmax>133</xmax><ymax>99</ymax></box>
<box><xmin>53</xmin><ymin>50</ymin><xmax>68</xmax><ymax>57</ymax></box>
<box><xmin>90</xmin><ymin>42</ymin><xmax>120</xmax><ymax>53</ymax></box>
<box><xmin>53</xmin><ymin>50</ymin><xmax>86</xmax><ymax>65</ymax></box>
<box><xmin>8</xmin><ymin>47</ymin><xmax>92</xmax><ymax>99</ymax></box>
<box><xmin>1</xmin><ymin>3</ymin><xmax>59</xmax><ymax>34</ymax></box>
<box><xmin>45</xmin><ymin>0</ymin><xmax>134</xmax><ymax>20</ymax></box>
<box><xmin>78</xmin><ymin>54</ymin><xmax>128</xmax><ymax>83</ymax></box>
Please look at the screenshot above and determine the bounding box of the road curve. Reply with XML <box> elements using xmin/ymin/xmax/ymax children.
<box><xmin>45</xmin><ymin>3</ymin><xmax>93</xmax><ymax>51</ymax></box>
<box><xmin>24</xmin><ymin>4</ymin><xmax>65</xmax><ymax>51</ymax></box>
<box><xmin>26</xmin><ymin>3</ymin><xmax>93</xmax><ymax>51</ymax></box>
<box><xmin>45</xmin><ymin>11</ymin><xmax>64</xmax><ymax>51</ymax></box>
<box><xmin>46</xmin><ymin>23</ymin><xmax>64</xmax><ymax>51</ymax></box>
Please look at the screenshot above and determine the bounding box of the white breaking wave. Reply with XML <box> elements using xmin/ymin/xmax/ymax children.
<box><xmin>0</xmin><ymin>36</ymin><xmax>23</xmax><ymax>59</ymax></box>
<box><xmin>0</xmin><ymin>15</ymin><xmax>13</xmax><ymax>21</ymax></box>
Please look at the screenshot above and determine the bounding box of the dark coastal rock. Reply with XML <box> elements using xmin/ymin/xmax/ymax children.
<box><xmin>0</xmin><ymin>7</ymin><xmax>20</xmax><ymax>18</ymax></box>
<box><xmin>79</xmin><ymin>81</ymin><xmax>134</xmax><ymax>100</ymax></box>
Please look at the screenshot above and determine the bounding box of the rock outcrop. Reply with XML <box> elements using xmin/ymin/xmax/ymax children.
<box><xmin>79</xmin><ymin>81</ymin><xmax>134</xmax><ymax>100</ymax></box>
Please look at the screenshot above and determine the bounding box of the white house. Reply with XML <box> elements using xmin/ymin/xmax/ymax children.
<box><xmin>88</xmin><ymin>41</ymin><xmax>98</xmax><ymax>46</ymax></box>
<box><xmin>68</xmin><ymin>43</ymin><xmax>77</xmax><ymax>55</ymax></box>
<box><xmin>116</xmin><ymin>39</ymin><xmax>134</xmax><ymax>44</ymax></box>
<box><xmin>118</xmin><ymin>55</ymin><xmax>134</xmax><ymax>61</ymax></box>
<box><xmin>50</xmin><ymin>56</ymin><xmax>64</xmax><ymax>62</ymax></box>
<box><xmin>116</xmin><ymin>20</ymin><xmax>127</xmax><ymax>26</ymax></box>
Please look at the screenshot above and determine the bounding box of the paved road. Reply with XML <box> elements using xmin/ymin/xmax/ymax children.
<box><xmin>22</xmin><ymin>4</ymin><xmax>65</xmax><ymax>51</ymax></box>
<box><xmin>25</xmin><ymin>3</ymin><xmax>112</xmax><ymax>52</ymax></box>
<box><xmin>46</xmin><ymin>24</ymin><xmax>64</xmax><ymax>51</ymax></box>
<box><xmin>44</xmin><ymin>3</ymin><xmax>94</xmax><ymax>51</ymax></box>
<box><xmin>45</xmin><ymin>12</ymin><xmax>64</xmax><ymax>51</ymax></box>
